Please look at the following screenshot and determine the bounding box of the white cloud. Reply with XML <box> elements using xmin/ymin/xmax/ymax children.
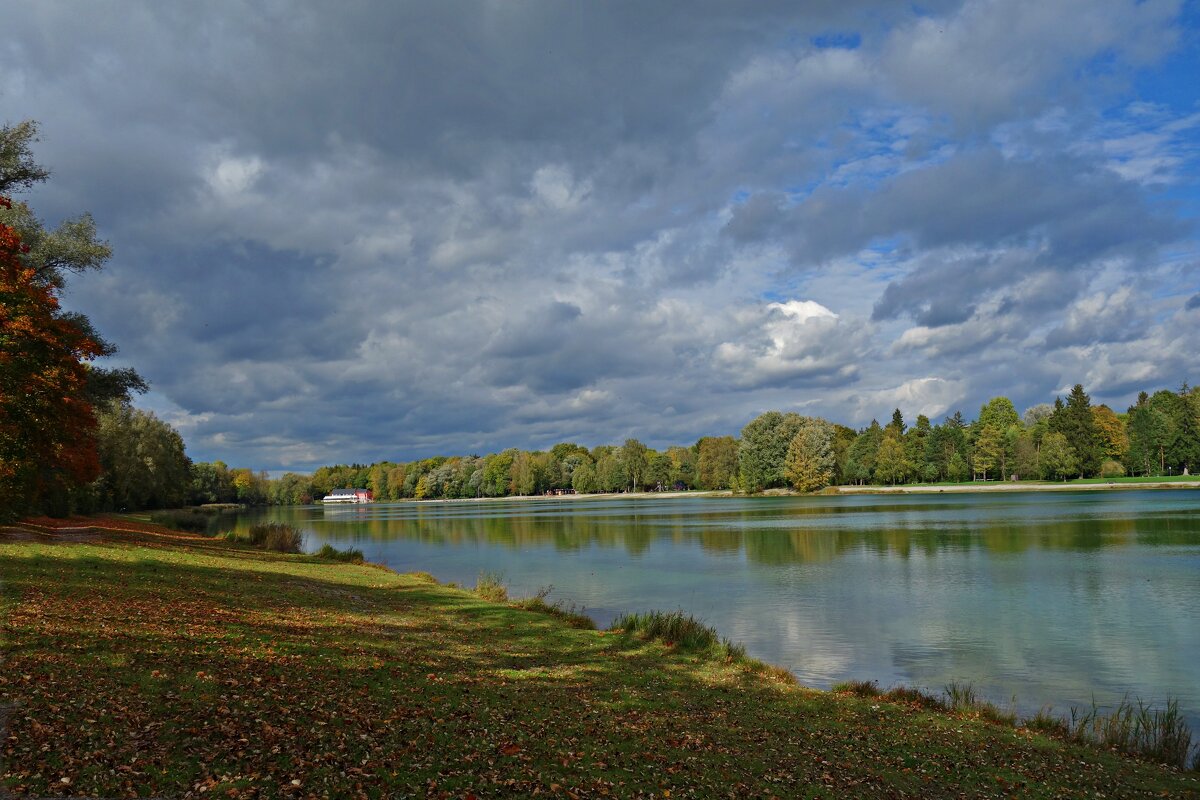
<box><xmin>850</xmin><ymin>377</ymin><xmax>967</xmax><ymax>422</ymax></box>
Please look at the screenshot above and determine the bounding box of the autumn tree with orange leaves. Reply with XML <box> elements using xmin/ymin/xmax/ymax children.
<box><xmin>0</xmin><ymin>196</ymin><xmax>105</xmax><ymax>517</ymax></box>
<box><xmin>0</xmin><ymin>121</ymin><xmax>145</xmax><ymax>519</ymax></box>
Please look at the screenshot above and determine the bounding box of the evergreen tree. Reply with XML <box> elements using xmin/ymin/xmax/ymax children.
<box><xmin>844</xmin><ymin>420</ymin><xmax>883</xmax><ymax>485</ymax></box>
<box><xmin>1053</xmin><ymin>385</ymin><xmax>1099</xmax><ymax>476</ymax></box>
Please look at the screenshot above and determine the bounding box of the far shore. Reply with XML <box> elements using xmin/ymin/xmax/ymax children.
<box><xmin>352</xmin><ymin>478</ymin><xmax>1199</xmax><ymax>506</ymax></box>
<box><xmin>831</xmin><ymin>479</ymin><xmax>1200</xmax><ymax>495</ymax></box>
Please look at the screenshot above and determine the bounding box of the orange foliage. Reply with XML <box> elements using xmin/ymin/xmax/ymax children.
<box><xmin>0</xmin><ymin>196</ymin><xmax>103</xmax><ymax>513</ymax></box>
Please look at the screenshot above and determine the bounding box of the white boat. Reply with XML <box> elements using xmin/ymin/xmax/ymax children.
<box><xmin>321</xmin><ymin>488</ymin><xmax>373</xmax><ymax>504</ymax></box>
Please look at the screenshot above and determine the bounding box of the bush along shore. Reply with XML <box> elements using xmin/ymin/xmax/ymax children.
<box><xmin>2</xmin><ymin>516</ymin><xmax>1198</xmax><ymax>798</ymax></box>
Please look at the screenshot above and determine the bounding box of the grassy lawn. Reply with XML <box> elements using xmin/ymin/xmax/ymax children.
<box><xmin>839</xmin><ymin>474</ymin><xmax>1200</xmax><ymax>490</ymax></box>
<box><xmin>2</xmin><ymin>518</ymin><xmax>1197</xmax><ymax>798</ymax></box>
<box><xmin>1069</xmin><ymin>475</ymin><xmax>1200</xmax><ymax>484</ymax></box>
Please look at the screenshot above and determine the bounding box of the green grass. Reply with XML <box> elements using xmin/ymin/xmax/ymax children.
<box><xmin>512</xmin><ymin>587</ymin><xmax>596</xmax><ymax>630</ymax></box>
<box><xmin>1</xmin><ymin>517</ymin><xmax>1198</xmax><ymax>797</ymax></box>
<box><xmin>1070</xmin><ymin>474</ymin><xmax>1200</xmax><ymax>484</ymax></box>
<box><xmin>844</xmin><ymin>474</ymin><xmax>1200</xmax><ymax>490</ymax></box>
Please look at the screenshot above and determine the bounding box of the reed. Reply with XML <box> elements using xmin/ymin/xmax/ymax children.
<box><xmin>150</xmin><ymin>508</ymin><xmax>233</xmax><ymax>537</ymax></box>
<box><xmin>831</xmin><ymin>679</ymin><xmax>881</xmax><ymax>697</ymax></box>
<box><xmin>241</xmin><ymin>522</ymin><xmax>303</xmax><ymax>553</ymax></box>
<box><xmin>609</xmin><ymin>610</ymin><xmax>746</xmax><ymax>661</ymax></box>
<box><xmin>1068</xmin><ymin>696</ymin><xmax>1197</xmax><ymax>770</ymax></box>
<box><xmin>313</xmin><ymin>543</ymin><xmax>364</xmax><ymax>564</ymax></box>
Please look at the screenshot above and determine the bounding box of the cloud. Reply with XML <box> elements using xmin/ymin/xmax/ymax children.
<box><xmin>713</xmin><ymin>300</ymin><xmax>865</xmax><ymax>389</ymax></box>
<box><xmin>849</xmin><ymin>378</ymin><xmax>968</xmax><ymax>422</ymax></box>
<box><xmin>3</xmin><ymin>0</ymin><xmax>1196</xmax><ymax>470</ymax></box>
<box><xmin>1042</xmin><ymin>286</ymin><xmax>1148</xmax><ymax>350</ymax></box>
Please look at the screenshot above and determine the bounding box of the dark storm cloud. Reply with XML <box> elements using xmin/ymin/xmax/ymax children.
<box><xmin>2</xmin><ymin>0</ymin><xmax>1196</xmax><ymax>469</ymax></box>
<box><xmin>1187</xmin><ymin>293</ymin><xmax>1200</xmax><ymax>310</ymax></box>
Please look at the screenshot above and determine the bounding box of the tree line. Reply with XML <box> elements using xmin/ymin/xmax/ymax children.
<box><xmin>3</xmin><ymin>118</ymin><xmax>1199</xmax><ymax>519</ymax></box>
<box><xmin>262</xmin><ymin>381</ymin><xmax>1199</xmax><ymax>504</ymax></box>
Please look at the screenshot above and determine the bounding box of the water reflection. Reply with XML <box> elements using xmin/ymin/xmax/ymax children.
<box><xmin>276</xmin><ymin>496</ymin><xmax>1152</xmax><ymax>565</ymax></box>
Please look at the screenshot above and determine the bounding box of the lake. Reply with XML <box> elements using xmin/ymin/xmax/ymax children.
<box><xmin>232</xmin><ymin>490</ymin><xmax>1200</xmax><ymax>727</ymax></box>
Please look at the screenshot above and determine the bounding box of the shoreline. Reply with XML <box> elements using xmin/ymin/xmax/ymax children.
<box><xmin>830</xmin><ymin>479</ymin><xmax>1200</xmax><ymax>495</ymax></box>
<box><xmin>352</xmin><ymin>479</ymin><xmax>1199</xmax><ymax>507</ymax></box>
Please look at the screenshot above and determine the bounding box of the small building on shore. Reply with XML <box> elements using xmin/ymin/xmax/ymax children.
<box><xmin>321</xmin><ymin>488</ymin><xmax>373</xmax><ymax>504</ymax></box>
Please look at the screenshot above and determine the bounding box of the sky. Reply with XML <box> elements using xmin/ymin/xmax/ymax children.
<box><xmin>2</xmin><ymin>1</ymin><xmax>1198</xmax><ymax>472</ymax></box>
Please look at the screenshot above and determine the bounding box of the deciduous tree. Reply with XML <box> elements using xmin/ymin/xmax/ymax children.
<box><xmin>874</xmin><ymin>431</ymin><xmax>910</xmax><ymax>485</ymax></box>
<box><xmin>737</xmin><ymin>412</ymin><xmax>804</xmax><ymax>492</ymax></box>
<box><xmin>0</xmin><ymin>198</ymin><xmax>104</xmax><ymax>518</ymax></box>
<box><xmin>93</xmin><ymin>401</ymin><xmax>191</xmax><ymax>511</ymax></box>
<box><xmin>1040</xmin><ymin>432</ymin><xmax>1078</xmax><ymax>481</ymax></box>
<box><xmin>783</xmin><ymin>418</ymin><xmax>836</xmax><ymax>492</ymax></box>
<box><xmin>697</xmin><ymin>436</ymin><xmax>738</xmax><ymax>489</ymax></box>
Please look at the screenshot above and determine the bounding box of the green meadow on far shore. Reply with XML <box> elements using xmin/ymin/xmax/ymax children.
<box><xmin>830</xmin><ymin>473</ymin><xmax>1200</xmax><ymax>494</ymax></box>
<box><xmin>2</xmin><ymin>516</ymin><xmax>1197</xmax><ymax>798</ymax></box>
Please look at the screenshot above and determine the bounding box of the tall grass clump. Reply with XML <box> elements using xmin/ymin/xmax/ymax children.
<box><xmin>474</xmin><ymin>571</ymin><xmax>508</xmax><ymax>602</ymax></box>
<box><xmin>885</xmin><ymin>685</ymin><xmax>948</xmax><ymax>711</ymax></box>
<box><xmin>609</xmin><ymin>610</ymin><xmax>746</xmax><ymax>661</ymax></box>
<box><xmin>513</xmin><ymin>587</ymin><xmax>595</xmax><ymax>629</ymax></box>
<box><xmin>1068</xmin><ymin>696</ymin><xmax>1198</xmax><ymax>770</ymax></box>
<box><xmin>150</xmin><ymin>508</ymin><xmax>233</xmax><ymax>537</ymax></box>
<box><xmin>313</xmin><ymin>543</ymin><xmax>364</xmax><ymax>564</ymax></box>
<box><xmin>1026</xmin><ymin>706</ymin><xmax>1071</xmax><ymax>738</ymax></box>
<box><xmin>944</xmin><ymin>682</ymin><xmax>1016</xmax><ymax>725</ymax></box>
<box><xmin>244</xmin><ymin>522</ymin><xmax>303</xmax><ymax>553</ymax></box>
<box><xmin>832</xmin><ymin>679</ymin><xmax>881</xmax><ymax>697</ymax></box>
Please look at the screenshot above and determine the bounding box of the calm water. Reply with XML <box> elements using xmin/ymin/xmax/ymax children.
<box><xmin>233</xmin><ymin>490</ymin><xmax>1200</xmax><ymax>726</ymax></box>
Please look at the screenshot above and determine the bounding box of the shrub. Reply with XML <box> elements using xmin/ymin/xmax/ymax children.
<box><xmin>1100</xmin><ymin>460</ymin><xmax>1126</xmax><ymax>479</ymax></box>
<box><xmin>474</xmin><ymin>571</ymin><xmax>508</xmax><ymax>602</ymax></box>
<box><xmin>246</xmin><ymin>522</ymin><xmax>302</xmax><ymax>553</ymax></box>
<box><xmin>313</xmin><ymin>543</ymin><xmax>364</xmax><ymax>564</ymax></box>
<box><xmin>609</xmin><ymin>609</ymin><xmax>746</xmax><ymax>661</ymax></box>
